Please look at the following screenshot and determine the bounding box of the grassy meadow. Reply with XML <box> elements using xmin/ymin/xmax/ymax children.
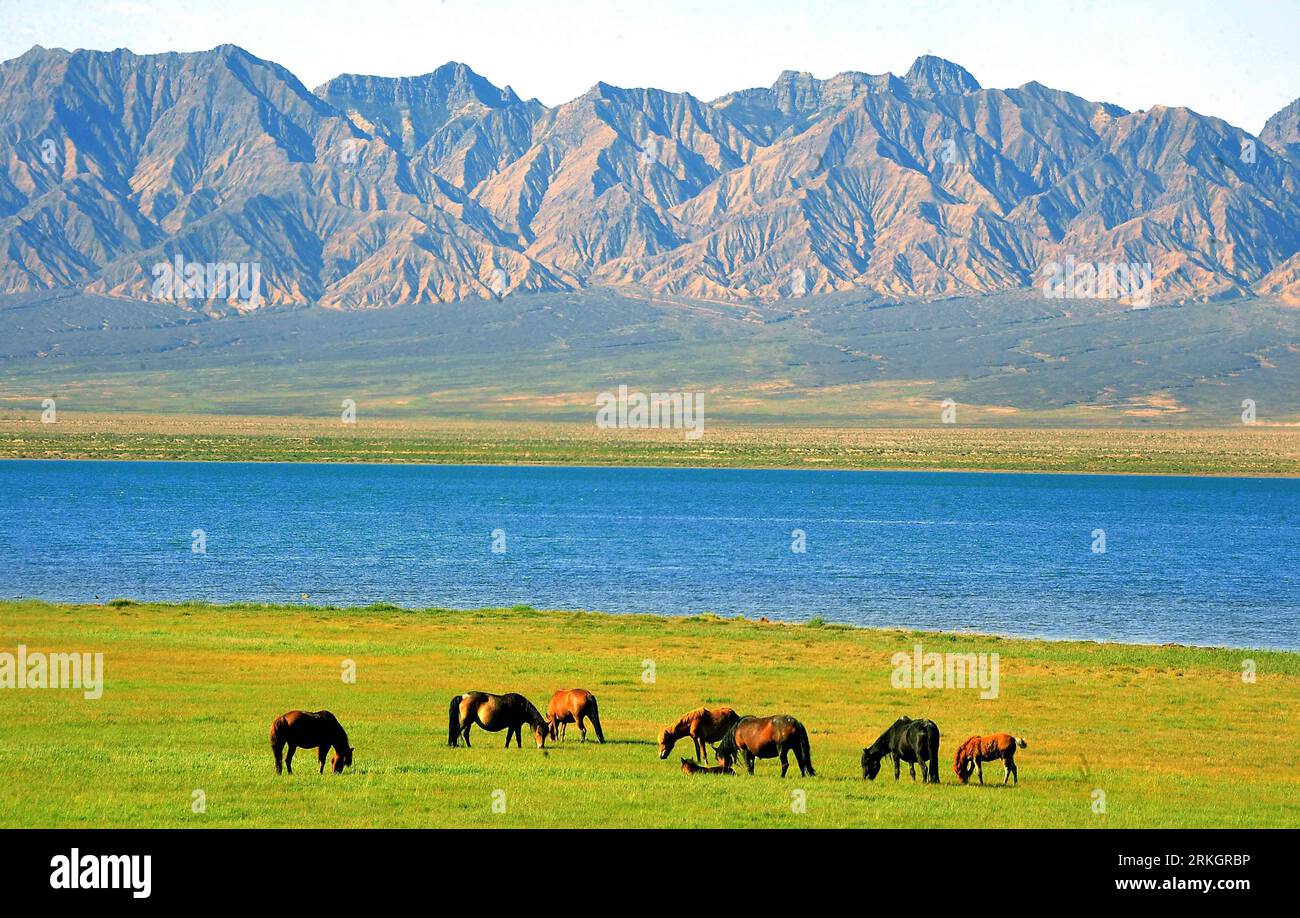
<box><xmin>0</xmin><ymin>599</ymin><xmax>1296</xmax><ymax>828</ymax></box>
<box><xmin>3</xmin><ymin>412</ymin><xmax>1300</xmax><ymax>475</ymax></box>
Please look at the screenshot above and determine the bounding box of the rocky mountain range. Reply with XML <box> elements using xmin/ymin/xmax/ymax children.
<box><xmin>2</xmin><ymin>43</ymin><xmax>1299</xmax><ymax>310</ymax></box>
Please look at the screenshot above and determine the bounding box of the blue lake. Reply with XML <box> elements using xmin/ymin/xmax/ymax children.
<box><xmin>0</xmin><ymin>460</ymin><xmax>1297</xmax><ymax>649</ymax></box>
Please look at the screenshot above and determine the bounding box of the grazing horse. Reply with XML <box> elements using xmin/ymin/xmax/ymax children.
<box><xmin>955</xmin><ymin>733</ymin><xmax>1027</xmax><ymax>785</ymax></box>
<box><xmin>681</xmin><ymin>758</ymin><xmax>735</xmax><ymax>776</ymax></box>
<box><xmin>657</xmin><ymin>706</ymin><xmax>740</xmax><ymax>762</ymax></box>
<box><xmin>546</xmin><ymin>688</ymin><xmax>605</xmax><ymax>743</ymax></box>
<box><xmin>448</xmin><ymin>692</ymin><xmax>549</xmax><ymax>748</ymax></box>
<box><xmin>714</xmin><ymin>715</ymin><xmax>815</xmax><ymax>777</ymax></box>
<box><xmin>861</xmin><ymin>716</ymin><xmax>940</xmax><ymax>783</ymax></box>
<box><xmin>270</xmin><ymin>710</ymin><xmax>354</xmax><ymax>775</ymax></box>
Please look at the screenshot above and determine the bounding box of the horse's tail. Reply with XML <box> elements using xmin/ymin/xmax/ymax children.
<box><xmin>448</xmin><ymin>695</ymin><xmax>463</xmax><ymax>747</ymax></box>
<box><xmin>270</xmin><ymin>715</ymin><xmax>288</xmax><ymax>774</ymax></box>
<box><xmin>1015</xmin><ymin>736</ymin><xmax>1027</xmax><ymax>749</ymax></box>
<box><xmin>588</xmin><ymin>696</ymin><xmax>605</xmax><ymax>743</ymax></box>
<box><xmin>796</xmin><ymin>722</ymin><xmax>815</xmax><ymax>777</ymax></box>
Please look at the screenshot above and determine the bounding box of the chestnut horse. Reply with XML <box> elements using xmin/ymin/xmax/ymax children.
<box><xmin>681</xmin><ymin>758</ymin><xmax>735</xmax><ymax>776</ymax></box>
<box><xmin>448</xmin><ymin>692</ymin><xmax>549</xmax><ymax>748</ymax></box>
<box><xmin>955</xmin><ymin>733</ymin><xmax>1027</xmax><ymax>785</ymax></box>
<box><xmin>546</xmin><ymin>688</ymin><xmax>605</xmax><ymax>743</ymax></box>
<box><xmin>270</xmin><ymin>710</ymin><xmax>354</xmax><ymax>775</ymax></box>
<box><xmin>714</xmin><ymin>714</ymin><xmax>815</xmax><ymax>777</ymax></box>
<box><xmin>657</xmin><ymin>706</ymin><xmax>740</xmax><ymax>762</ymax></box>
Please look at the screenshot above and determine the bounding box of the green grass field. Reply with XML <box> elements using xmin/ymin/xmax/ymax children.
<box><xmin>1</xmin><ymin>599</ymin><xmax>1296</xmax><ymax>828</ymax></box>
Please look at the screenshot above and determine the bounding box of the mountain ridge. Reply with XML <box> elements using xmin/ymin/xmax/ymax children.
<box><xmin>2</xmin><ymin>43</ymin><xmax>1298</xmax><ymax>311</ymax></box>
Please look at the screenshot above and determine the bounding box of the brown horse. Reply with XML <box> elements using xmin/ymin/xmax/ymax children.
<box><xmin>954</xmin><ymin>733</ymin><xmax>1027</xmax><ymax>785</ymax></box>
<box><xmin>681</xmin><ymin>758</ymin><xmax>735</xmax><ymax>776</ymax></box>
<box><xmin>448</xmin><ymin>692</ymin><xmax>549</xmax><ymax>748</ymax></box>
<box><xmin>657</xmin><ymin>706</ymin><xmax>740</xmax><ymax>762</ymax></box>
<box><xmin>270</xmin><ymin>710</ymin><xmax>354</xmax><ymax>775</ymax></box>
<box><xmin>546</xmin><ymin>688</ymin><xmax>605</xmax><ymax>743</ymax></box>
<box><xmin>715</xmin><ymin>714</ymin><xmax>815</xmax><ymax>777</ymax></box>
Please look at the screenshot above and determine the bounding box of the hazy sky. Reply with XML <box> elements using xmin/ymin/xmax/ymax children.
<box><xmin>0</xmin><ymin>0</ymin><xmax>1295</xmax><ymax>132</ymax></box>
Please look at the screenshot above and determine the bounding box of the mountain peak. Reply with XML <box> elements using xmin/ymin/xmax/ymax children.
<box><xmin>902</xmin><ymin>54</ymin><xmax>981</xmax><ymax>96</ymax></box>
<box><xmin>1262</xmin><ymin>96</ymin><xmax>1300</xmax><ymax>159</ymax></box>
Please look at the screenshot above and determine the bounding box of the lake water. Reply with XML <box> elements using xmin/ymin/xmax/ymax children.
<box><xmin>0</xmin><ymin>460</ymin><xmax>1296</xmax><ymax>649</ymax></box>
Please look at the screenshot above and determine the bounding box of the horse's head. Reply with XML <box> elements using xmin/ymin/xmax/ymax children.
<box><xmin>331</xmin><ymin>746</ymin><xmax>355</xmax><ymax>774</ymax></box>
<box><xmin>529</xmin><ymin>712</ymin><xmax>548</xmax><ymax>748</ymax></box>
<box><xmin>658</xmin><ymin>729</ymin><xmax>675</xmax><ymax>759</ymax></box>
<box><xmin>954</xmin><ymin>742</ymin><xmax>976</xmax><ymax>783</ymax></box>
<box><xmin>714</xmin><ymin>726</ymin><xmax>739</xmax><ymax>769</ymax></box>
<box><xmin>861</xmin><ymin>748</ymin><xmax>882</xmax><ymax>780</ymax></box>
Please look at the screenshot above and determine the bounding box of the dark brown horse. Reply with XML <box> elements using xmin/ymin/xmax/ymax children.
<box><xmin>861</xmin><ymin>716</ymin><xmax>940</xmax><ymax>783</ymax></box>
<box><xmin>657</xmin><ymin>706</ymin><xmax>740</xmax><ymax>762</ymax></box>
<box><xmin>714</xmin><ymin>714</ymin><xmax>815</xmax><ymax>777</ymax></box>
<box><xmin>955</xmin><ymin>733</ymin><xmax>1027</xmax><ymax>785</ymax></box>
<box><xmin>270</xmin><ymin>710</ymin><xmax>354</xmax><ymax>775</ymax></box>
<box><xmin>448</xmin><ymin>692</ymin><xmax>549</xmax><ymax>748</ymax></box>
<box><xmin>546</xmin><ymin>688</ymin><xmax>605</xmax><ymax>743</ymax></box>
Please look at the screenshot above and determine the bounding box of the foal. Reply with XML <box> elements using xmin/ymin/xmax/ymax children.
<box><xmin>954</xmin><ymin>733</ymin><xmax>1027</xmax><ymax>785</ymax></box>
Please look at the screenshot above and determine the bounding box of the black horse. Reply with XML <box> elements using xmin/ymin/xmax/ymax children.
<box><xmin>861</xmin><ymin>716</ymin><xmax>940</xmax><ymax>783</ymax></box>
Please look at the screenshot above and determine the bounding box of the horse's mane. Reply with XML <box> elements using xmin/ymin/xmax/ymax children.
<box><xmin>667</xmin><ymin>706</ymin><xmax>708</xmax><ymax>736</ymax></box>
<box><xmin>524</xmin><ymin>697</ymin><xmax>546</xmax><ymax>727</ymax></box>
<box><xmin>953</xmin><ymin>735</ymin><xmax>980</xmax><ymax>776</ymax></box>
<box><xmin>716</xmin><ymin>720</ymin><xmax>740</xmax><ymax>753</ymax></box>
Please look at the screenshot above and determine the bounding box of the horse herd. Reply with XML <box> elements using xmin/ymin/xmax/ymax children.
<box><xmin>270</xmin><ymin>690</ymin><xmax>1028</xmax><ymax>785</ymax></box>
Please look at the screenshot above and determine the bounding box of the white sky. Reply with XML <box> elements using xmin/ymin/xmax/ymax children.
<box><xmin>0</xmin><ymin>0</ymin><xmax>1296</xmax><ymax>132</ymax></box>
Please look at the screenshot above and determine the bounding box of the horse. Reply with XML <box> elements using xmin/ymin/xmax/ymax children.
<box><xmin>448</xmin><ymin>692</ymin><xmax>549</xmax><ymax>748</ymax></box>
<box><xmin>955</xmin><ymin>733</ymin><xmax>1027</xmax><ymax>785</ymax></box>
<box><xmin>546</xmin><ymin>688</ymin><xmax>605</xmax><ymax>743</ymax></box>
<box><xmin>861</xmin><ymin>716</ymin><xmax>940</xmax><ymax>783</ymax></box>
<box><xmin>657</xmin><ymin>706</ymin><xmax>740</xmax><ymax>762</ymax></box>
<box><xmin>270</xmin><ymin>710</ymin><xmax>354</xmax><ymax>775</ymax></box>
<box><xmin>714</xmin><ymin>714</ymin><xmax>815</xmax><ymax>777</ymax></box>
<box><xmin>681</xmin><ymin>758</ymin><xmax>735</xmax><ymax>776</ymax></box>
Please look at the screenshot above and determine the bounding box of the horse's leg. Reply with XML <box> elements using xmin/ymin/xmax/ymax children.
<box><xmin>893</xmin><ymin>755</ymin><xmax>900</xmax><ymax>781</ymax></box>
<box><xmin>693</xmin><ymin>733</ymin><xmax>704</xmax><ymax>763</ymax></box>
<box><xmin>578</xmin><ymin>713</ymin><xmax>587</xmax><ymax>742</ymax></box>
<box><xmin>273</xmin><ymin>740</ymin><xmax>284</xmax><ymax>775</ymax></box>
<box><xmin>779</xmin><ymin>747</ymin><xmax>790</xmax><ymax>778</ymax></box>
<box><xmin>284</xmin><ymin>744</ymin><xmax>296</xmax><ymax>775</ymax></box>
<box><xmin>909</xmin><ymin>760</ymin><xmax>917</xmax><ymax>781</ymax></box>
<box><xmin>918</xmin><ymin>758</ymin><xmax>927</xmax><ymax>783</ymax></box>
<box><xmin>745</xmin><ymin>751</ymin><xmax>756</xmax><ymax>775</ymax></box>
<box><xmin>505</xmin><ymin>725</ymin><xmax>515</xmax><ymax>748</ymax></box>
<box><xmin>1002</xmin><ymin>756</ymin><xmax>1011</xmax><ymax>786</ymax></box>
<box><xmin>1010</xmin><ymin>757</ymin><xmax>1018</xmax><ymax>784</ymax></box>
<box><xmin>318</xmin><ymin>746</ymin><xmax>328</xmax><ymax>774</ymax></box>
<box><xmin>462</xmin><ymin>722</ymin><xmax>473</xmax><ymax>747</ymax></box>
<box><xmin>976</xmin><ymin>760</ymin><xmax>984</xmax><ymax>784</ymax></box>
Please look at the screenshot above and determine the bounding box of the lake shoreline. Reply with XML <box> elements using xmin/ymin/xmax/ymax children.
<box><xmin>3</xmin><ymin>413</ymin><xmax>1300</xmax><ymax>477</ymax></box>
<box><xmin>7</xmin><ymin>598</ymin><xmax>1298</xmax><ymax>656</ymax></box>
